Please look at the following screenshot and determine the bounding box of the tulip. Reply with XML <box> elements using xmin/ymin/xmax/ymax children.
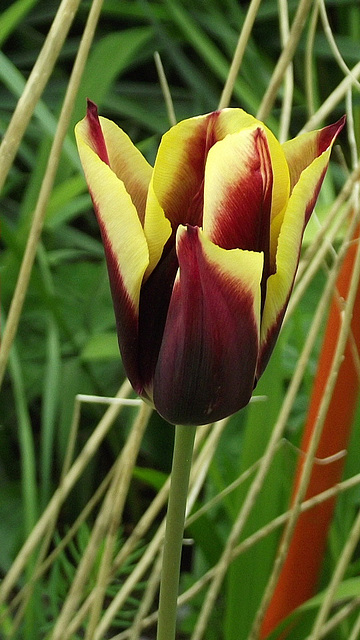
<box><xmin>75</xmin><ymin>101</ymin><xmax>344</xmax><ymax>426</ymax></box>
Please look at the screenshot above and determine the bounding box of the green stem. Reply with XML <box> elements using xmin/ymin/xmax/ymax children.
<box><xmin>156</xmin><ymin>424</ymin><xmax>197</xmax><ymax>640</ymax></box>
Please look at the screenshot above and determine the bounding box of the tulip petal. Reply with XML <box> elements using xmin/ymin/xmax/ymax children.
<box><xmin>266</xmin><ymin>118</ymin><xmax>345</xmax><ymax>302</ymax></box>
<box><xmin>80</xmin><ymin>100</ymin><xmax>153</xmax><ymax>224</ymax></box>
<box><xmin>146</xmin><ymin>109</ymin><xmax>259</xmax><ymax>229</ymax></box>
<box><xmin>258</xmin><ymin>146</ymin><xmax>334</xmax><ymax>377</ymax></box>
<box><xmin>142</xmin><ymin>176</ymin><xmax>173</xmax><ymax>280</ymax></box>
<box><xmin>203</xmin><ymin>126</ymin><xmax>273</xmax><ymax>293</ymax></box>
<box><xmin>75</xmin><ymin>117</ymin><xmax>150</xmax><ymax>392</ymax></box>
<box><xmin>153</xmin><ymin>225</ymin><xmax>263</xmax><ymax>425</ymax></box>
<box><xmin>143</xmin><ymin>109</ymin><xmax>260</xmax><ymax>278</ymax></box>
<box><xmin>203</xmin><ymin>126</ymin><xmax>290</xmax><ymax>276</ymax></box>
<box><xmin>282</xmin><ymin>116</ymin><xmax>346</xmax><ymax>193</ymax></box>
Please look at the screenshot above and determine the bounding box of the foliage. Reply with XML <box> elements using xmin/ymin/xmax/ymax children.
<box><xmin>0</xmin><ymin>0</ymin><xmax>360</xmax><ymax>639</ymax></box>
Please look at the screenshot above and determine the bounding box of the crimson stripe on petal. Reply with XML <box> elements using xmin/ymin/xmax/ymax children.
<box><xmin>86</xmin><ymin>99</ymin><xmax>110</xmax><ymax>165</ymax></box>
<box><xmin>317</xmin><ymin>116</ymin><xmax>346</xmax><ymax>154</ymax></box>
<box><xmin>282</xmin><ymin>116</ymin><xmax>345</xmax><ymax>192</ymax></box>
<box><xmin>205</xmin><ymin>127</ymin><xmax>273</xmax><ymax>254</ymax></box>
<box><xmin>153</xmin><ymin>226</ymin><xmax>261</xmax><ymax>425</ymax></box>
<box><xmin>91</xmin><ymin>198</ymin><xmax>144</xmax><ymax>396</ymax></box>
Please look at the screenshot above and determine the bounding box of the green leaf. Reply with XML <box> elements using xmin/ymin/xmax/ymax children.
<box><xmin>72</xmin><ymin>27</ymin><xmax>154</xmax><ymax>124</ymax></box>
<box><xmin>0</xmin><ymin>0</ymin><xmax>39</xmax><ymax>48</ymax></box>
<box><xmin>81</xmin><ymin>332</ymin><xmax>119</xmax><ymax>361</ymax></box>
<box><xmin>132</xmin><ymin>466</ymin><xmax>168</xmax><ymax>491</ymax></box>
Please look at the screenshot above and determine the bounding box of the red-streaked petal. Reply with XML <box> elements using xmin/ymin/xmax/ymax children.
<box><xmin>81</xmin><ymin>100</ymin><xmax>153</xmax><ymax>225</ymax></box>
<box><xmin>85</xmin><ymin>99</ymin><xmax>110</xmax><ymax>164</ymax></box>
<box><xmin>282</xmin><ymin>116</ymin><xmax>346</xmax><ymax>193</ymax></box>
<box><xmin>75</xmin><ymin>116</ymin><xmax>150</xmax><ymax>393</ymax></box>
<box><xmin>203</xmin><ymin>126</ymin><xmax>273</xmax><ymax>289</ymax></box>
<box><xmin>257</xmin><ymin>145</ymin><xmax>336</xmax><ymax>378</ymax></box>
<box><xmin>146</xmin><ymin>108</ymin><xmax>260</xmax><ymax>232</ymax></box>
<box><xmin>153</xmin><ymin>225</ymin><xmax>263</xmax><ymax>425</ymax></box>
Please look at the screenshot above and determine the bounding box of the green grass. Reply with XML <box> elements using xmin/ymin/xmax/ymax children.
<box><xmin>1</xmin><ymin>0</ymin><xmax>360</xmax><ymax>638</ymax></box>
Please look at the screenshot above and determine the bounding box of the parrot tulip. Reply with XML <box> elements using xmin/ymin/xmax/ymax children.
<box><xmin>75</xmin><ymin>101</ymin><xmax>344</xmax><ymax>425</ymax></box>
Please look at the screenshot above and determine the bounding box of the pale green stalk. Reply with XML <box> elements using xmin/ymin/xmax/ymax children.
<box><xmin>156</xmin><ymin>425</ymin><xmax>197</xmax><ymax>640</ymax></box>
<box><xmin>82</xmin><ymin>424</ymin><xmax>222</xmax><ymax>640</ymax></box>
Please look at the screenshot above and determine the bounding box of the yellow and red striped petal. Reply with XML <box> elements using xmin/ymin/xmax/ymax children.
<box><xmin>143</xmin><ymin>108</ymin><xmax>261</xmax><ymax>278</ymax></box>
<box><xmin>203</xmin><ymin>126</ymin><xmax>273</xmax><ymax>291</ymax></box>
<box><xmin>146</xmin><ymin>109</ymin><xmax>259</xmax><ymax>230</ymax></box>
<box><xmin>75</xmin><ymin>113</ymin><xmax>150</xmax><ymax>392</ymax></box>
<box><xmin>153</xmin><ymin>225</ymin><xmax>263</xmax><ymax>425</ymax></box>
<box><xmin>257</xmin><ymin>146</ymin><xmax>335</xmax><ymax>377</ymax></box>
<box><xmin>79</xmin><ymin>100</ymin><xmax>153</xmax><ymax>224</ymax></box>
<box><xmin>282</xmin><ymin>117</ymin><xmax>346</xmax><ymax>193</ymax></box>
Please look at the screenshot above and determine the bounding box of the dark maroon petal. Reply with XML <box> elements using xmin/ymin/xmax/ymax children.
<box><xmin>153</xmin><ymin>226</ymin><xmax>261</xmax><ymax>425</ymax></box>
<box><xmin>138</xmin><ymin>245</ymin><xmax>179</xmax><ymax>392</ymax></box>
<box><xmin>91</xmin><ymin>200</ymin><xmax>143</xmax><ymax>395</ymax></box>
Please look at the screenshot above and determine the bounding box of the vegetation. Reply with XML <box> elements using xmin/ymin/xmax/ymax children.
<box><xmin>0</xmin><ymin>0</ymin><xmax>359</xmax><ymax>638</ymax></box>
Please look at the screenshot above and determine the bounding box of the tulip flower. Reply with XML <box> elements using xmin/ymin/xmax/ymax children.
<box><xmin>75</xmin><ymin>101</ymin><xmax>344</xmax><ymax>426</ymax></box>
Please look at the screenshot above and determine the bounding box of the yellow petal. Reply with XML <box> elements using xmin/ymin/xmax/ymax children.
<box><xmin>147</xmin><ymin>109</ymin><xmax>259</xmax><ymax>229</ymax></box>
<box><xmin>98</xmin><ymin>116</ymin><xmax>153</xmax><ymax>225</ymax></box>
<box><xmin>76</xmin><ymin>108</ymin><xmax>152</xmax><ymax>225</ymax></box>
<box><xmin>259</xmin><ymin>146</ymin><xmax>333</xmax><ymax>369</ymax></box>
<box><xmin>282</xmin><ymin>117</ymin><xmax>345</xmax><ymax>192</ymax></box>
<box><xmin>75</xmin><ymin>123</ymin><xmax>149</xmax><ymax>308</ymax></box>
<box><xmin>203</xmin><ymin>125</ymin><xmax>273</xmax><ymax>256</ymax></box>
<box><xmin>144</xmin><ymin>109</ymin><xmax>262</xmax><ymax>276</ymax></box>
<box><xmin>143</xmin><ymin>176</ymin><xmax>172</xmax><ymax>279</ymax></box>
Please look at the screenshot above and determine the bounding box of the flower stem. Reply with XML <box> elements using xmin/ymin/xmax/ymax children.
<box><xmin>156</xmin><ymin>424</ymin><xmax>197</xmax><ymax>640</ymax></box>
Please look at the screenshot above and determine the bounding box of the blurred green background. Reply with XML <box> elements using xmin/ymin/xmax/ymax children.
<box><xmin>1</xmin><ymin>1</ymin><xmax>359</xmax><ymax>638</ymax></box>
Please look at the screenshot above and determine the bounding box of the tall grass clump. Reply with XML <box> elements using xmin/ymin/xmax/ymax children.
<box><xmin>0</xmin><ymin>1</ymin><xmax>359</xmax><ymax>639</ymax></box>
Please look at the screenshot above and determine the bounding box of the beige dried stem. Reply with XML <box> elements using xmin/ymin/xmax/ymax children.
<box><xmin>108</xmin><ymin>460</ymin><xmax>360</xmax><ymax>640</ymax></box>
<box><xmin>0</xmin><ymin>0</ymin><xmax>104</xmax><ymax>389</ymax></box>
<box><xmin>83</xmin><ymin>403</ymin><xmax>152</xmax><ymax>640</ymax></box>
<box><xmin>217</xmin><ymin>0</ymin><xmax>263</xmax><ymax>110</ymax></box>
<box><xmin>249</xmin><ymin>221</ymin><xmax>360</xmax><ymax>639</ymax></box>
<box><xmin>50</xmin><ymin>402</ymin><xmax>151</xmax><ymax>640</ymax></box>
<box><xmin>0</xmin><ymin>378</ymin><xmax>132</xmax><ymax>607</ymax></box>
<box><xmin>0</xmin><ymin>0</ymin><xmax>80</xmax><ymax>192</ymax></box>
<box><xmin>277</xmin><ymin>0</ymin><xmax>294</xmax><ymax>143</ymax></box>
<box><xmin>89</xmin><ymin>421</ymin><xmax>229</xmax><ymax>640</ymax></box>
<box><xmin>257</xmin><ymin>0</ymin><xmax>314</xmax><ymax>121</ymax></box>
